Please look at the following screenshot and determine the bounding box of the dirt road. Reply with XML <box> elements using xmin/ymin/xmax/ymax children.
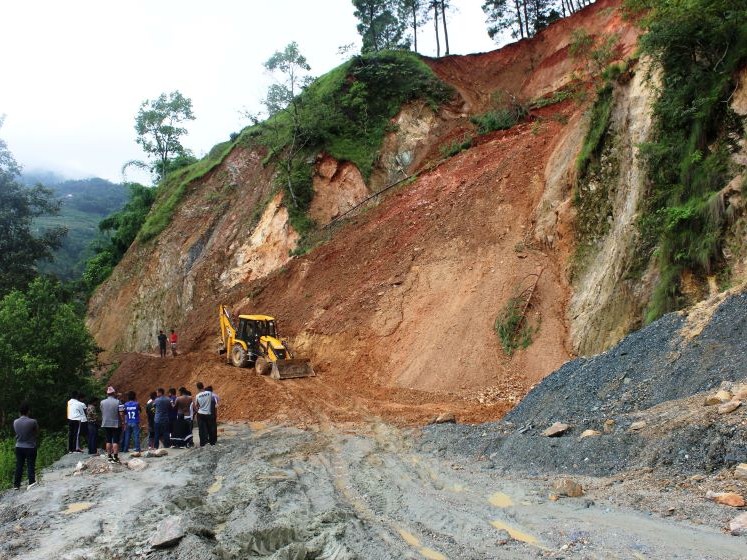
<box><xmin>0</xmin><ymin>422</ymin><xmax>742</xmax><ymax>559</ymax></box>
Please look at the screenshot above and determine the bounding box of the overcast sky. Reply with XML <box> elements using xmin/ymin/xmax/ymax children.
<box><xmin>0</xmin><ymin>1</ymin><xmax>498</xmax><ymax>184</ymax></box>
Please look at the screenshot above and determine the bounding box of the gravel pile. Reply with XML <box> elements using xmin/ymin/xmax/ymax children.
<box><xmin>419</xmin><ymin>292</ymin><xmax>747</xmax><ymax>477</ymax></box>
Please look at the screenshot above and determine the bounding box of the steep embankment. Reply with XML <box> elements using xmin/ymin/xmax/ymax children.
<box><xmin>90</xmin><ymin>0</ymin><xmax>655</xmax><ymax>425</ymax></box>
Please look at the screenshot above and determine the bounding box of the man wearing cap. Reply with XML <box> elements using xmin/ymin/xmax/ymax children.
<box><xmin>100</xmin><ymin>387</ymin><xmax>121</xmax><ymax>464</ymax></box>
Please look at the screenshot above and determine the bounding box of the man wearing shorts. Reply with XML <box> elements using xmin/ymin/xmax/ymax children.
<box><xmin>100</xmin><ymin>387</ymin><xmax>121</xmax><ymax>464</ymax></box>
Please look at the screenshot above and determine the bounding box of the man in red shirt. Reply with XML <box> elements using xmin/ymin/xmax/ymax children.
<box><xmin>169</xmin><ymin>329</ymin><xmax>178</xmax><ymax>357</ymax></box>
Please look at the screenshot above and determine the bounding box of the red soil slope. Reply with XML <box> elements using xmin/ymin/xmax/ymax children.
<box><xmin>105</xmin><ymin>0</ymin><xmax>638</xmax><ymax>426</ymax></box>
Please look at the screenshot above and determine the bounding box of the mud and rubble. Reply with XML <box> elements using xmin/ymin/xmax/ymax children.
<box><xmin>2</xmin><ymin>420</ymin><xmax>745</xmax><ymax>560</ymax></box>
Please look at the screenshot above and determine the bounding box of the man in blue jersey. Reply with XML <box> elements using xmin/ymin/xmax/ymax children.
<box><xmin>122</xmin><ymin>391</ymin><xmax>142</xmax><ymax>453</ymax></box>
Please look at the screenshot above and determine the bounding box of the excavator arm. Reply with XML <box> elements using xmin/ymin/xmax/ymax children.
<box><xmin>219</xmin><ymin>305</ymin><xmax>237</xmax><ymax>356</ymax></box>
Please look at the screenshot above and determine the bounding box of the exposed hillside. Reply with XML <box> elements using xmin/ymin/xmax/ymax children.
<box><xmin>87</xmin><ymin>0</ymin><xmax>746</xmax><ymax>426</ymax></box>
<box><xmin>32</xmin><ymin>177</ymin><xmax>128</xmax><ymax>280</ymax></box>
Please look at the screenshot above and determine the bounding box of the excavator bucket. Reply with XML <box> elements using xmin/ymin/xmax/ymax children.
<box><xmin>271</xmin><ymin>358</ymin><xmax>315</xmax><ymax>380</ymax></box>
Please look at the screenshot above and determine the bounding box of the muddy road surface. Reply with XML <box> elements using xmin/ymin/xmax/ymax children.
<box><xmin>0</xmin><ymin>422</ymin><xmax>742</xmax><ymax>560</ymax></box>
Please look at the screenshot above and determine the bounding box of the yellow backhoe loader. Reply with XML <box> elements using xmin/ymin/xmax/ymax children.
<box><xmin>218</xmin><ymin>305</ymin><xmax>315</xmax><ymax>379</ymax></box>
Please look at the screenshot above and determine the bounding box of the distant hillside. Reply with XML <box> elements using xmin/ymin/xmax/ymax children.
<box><xmin>31</xmin><ymin>177</ymin><xmax>128</xmax><ymax>280</ymax></box>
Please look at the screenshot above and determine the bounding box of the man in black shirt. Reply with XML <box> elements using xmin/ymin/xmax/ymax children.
<box><xmin>14</xmin><ymin>402</ymin><xmax>39</xmax><ymax>490</ymax></box>
<box><xmin>157</xmin><ymin>330</ymin><xmax>167</xmax><ymax>358</ymax></box>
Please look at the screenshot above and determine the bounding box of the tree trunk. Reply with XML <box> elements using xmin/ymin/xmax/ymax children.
<box><xmin>514</xmin><ymin>0</ymin><xmax>525</xmax><ymax>38</ymax></box>
<box><xmin>433</xmin><ymin>1</ymin><xmax>440</xmax><ymax>57</ymax></box>
<box><xmin>440</xmin><ymin>0</ymin><xmax>450</xmax><ymax>55</ymax></box>
<box><xmin>522</xmin><ymin>0</ymin><xmax>530</xmax><ymax>37</ymax></box>
<box><xmin>412</xmin><ymin>2</ymin><xmax>418</xmax><ymax>52</ymax></box>
<box><xmin>368</xmin><ymin>5</ymin><xmax>379</xmax><ymax>51</ymax></box>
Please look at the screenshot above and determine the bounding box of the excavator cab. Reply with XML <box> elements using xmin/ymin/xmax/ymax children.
<box><xmin>219</xmin><ymin>305</ymin><xmax>314</xmax><ymax>379</ymax></box>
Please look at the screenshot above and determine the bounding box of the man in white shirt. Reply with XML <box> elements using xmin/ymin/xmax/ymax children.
<box><xmin>192</xmin><ymin>382</ymin><xmax>216</xmax><ymax>447</ymax></box>
<box><xmin>66</xmin><ymin>391</ymin><xmax>86</xmax><ymax>453</ymax></box>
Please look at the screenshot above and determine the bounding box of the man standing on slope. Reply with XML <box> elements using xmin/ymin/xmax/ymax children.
<box><xmin>157</xmin><ymin>330</ymin><xmax>168</xmax><ymax>358</ymax></box>
<box><xmin>14</xmin><ymin>401</ymin><xmax>39</xmax><ymax>490</ymax></box>
<box><xmin>169</xmin><ymin>329</ymin><xmax>178</xmax><ymax>357</ymax></box>
<box><xmin>66</xmin><ymin>391</ymin><xmax>86</xmax><ymax>453</ymax></box>
<box><xmin>193</xmin><ymin>382</ymin><xmax>216</xmax><ymax>446</ymax></box>
<box><xmin>100</xmin><ymin>387</ymin><xmax>122</xmax><ymax>464</ymax></box>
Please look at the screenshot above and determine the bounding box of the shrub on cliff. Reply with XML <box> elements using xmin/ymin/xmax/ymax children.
<box><xmin>624</xmin><ymin>0</ymin><xmax>747</xmax><ymax>321</ymax></box>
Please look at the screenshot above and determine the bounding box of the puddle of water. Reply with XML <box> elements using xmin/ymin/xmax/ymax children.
<box><xmin>490</xmin><ymin>519</ymin><xmax>538</xmax><ymax>546</ymax></box>
<box><xmin>208</xmin><ymin>475</ymin><xmax>224</xmax><ymax>494</ymax></box>
<box><xmin>63</xmin><ymin>502</ymin><xmax>94</xmax><ymax>515</ymax></box>
<box><xmin>398</xmin><ymin>529</ymin><xmax>448</xmax><ymax>560</ymax></box>
<box><xmin>489</xmin><ymin>492</ymin><xmax>513</xmax><ymax>508</ymax></box>
<box><xmin>420</xmin><ymin>547</ymin><xmax>447</xmax><ymax>560</ymax></box>
<box><xmin>398</xmin><ymin>529</ymin><xmax>421</xmax><ymax>547</ymax></box>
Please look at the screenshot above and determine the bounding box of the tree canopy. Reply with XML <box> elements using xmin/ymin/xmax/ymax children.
<box><xmin>0</xmin><ymin>119</ymin><xmax>66</xmax><ymax>297</ymax></box>
<box><xmin>353</xmin><ymin>0</ymin><xmax>410</xmax><ymax>53</ymax></box>
<box><xmin>0</xmin><ymin>277</ymin><xmax>97</xmax><ymax>430</ymax></box>
<box><xmin>133</xmin><ymin>90</ymin><xmax>195</xmax><ymax>182</ymax></box>
<box><xmin>482</xmin><ymin>0</ymin><xmax>594</xmax><ymax>41</ymax></box>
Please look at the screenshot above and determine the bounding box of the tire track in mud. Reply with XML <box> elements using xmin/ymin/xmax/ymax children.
<box><xmin>287</xmin><ymin>387</ymin><xmax>543</xmax><ymax>559</ymax></box>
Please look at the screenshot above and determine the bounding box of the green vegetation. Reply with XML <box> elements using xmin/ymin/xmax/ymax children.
<box><xmin>137</xmin><ymin>139</ymin><xmax>235</xmax><ymax>243</ymax></box>
<box><xmin>470</xmin><ymin>105</ymin><xmax>526</xmax><ymax>134</ymax></box>
<box><xmin>32</xmin><ymin>178</ymin><xmax>128</xmax><ymax>281</ymax></box>
<box><xmin>82</xmin><ymin>183</ymin><xmax>156</xmax><ymax>291</ymax></box>
<box><xmin>0</xmin><ymin>120</ymin><xmax>66</xmax><ymax>297</ymax></box>
<box><xmin>440</xmin><ymin>134</ymin><xmax>473</xmax><ymax>158</ymax></box>
<box><xmin>494</xmin><ymin>295</ymin><xmax>535</xmax><ymax>355</ymax></box>
<box><xmin>242</xmin><ymin>48</ymin><xmax>452</xmax><ymax>248</ymax></box>
<box><xmin>530</xmin><ymin>87</ymin><xmax>576</xmax><ymax>109</ymax></box>
<box><xmin>133</xmin><ymin>90</ymin><xmax>196</xmax><ymax>182</ymax></box>
<box><xmin>576</xmin><ymin>83</ymin><xmax>614</xmax><ymax>176</ymax></box>
<box><xmin>0</xmin><ymin>431</ymin><xmax>66</xmax><ymax>489</ymax></box>
<box><xmin>624</xmin><ymin>0</ymin><xmax>747</xmax><ymax>321</ymax></box>
<box><xmin>0</xmin><ymin>277</ymin><xmax>98</xmax><ymax>430</ymax></box>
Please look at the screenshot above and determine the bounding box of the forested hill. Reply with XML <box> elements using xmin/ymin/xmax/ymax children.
<box><xmin>29</xmin><ymin>176</ymin><xmax>128</xmax><ymax>280</ymax></box>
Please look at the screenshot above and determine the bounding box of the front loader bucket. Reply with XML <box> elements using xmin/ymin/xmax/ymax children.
<box><xmin>271</xmin><ymin>358</ymin><xmax>315</xmax><ymax>380</ymax></box>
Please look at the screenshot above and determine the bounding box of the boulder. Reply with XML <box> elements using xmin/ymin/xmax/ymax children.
<box><xmin>706</xmin><ymin>491</ymin><xmax>745</xmax><ymax>507</ymax></box>
<box><xmin>127</xmin><ymin>458</ymin><xmax>148</xmax><ymax>472</ymax></box>
<box><xmin>552</xmin><ymin>478</ymin><xmax>584</xmax><ymax>497</ymax></box>
<box><xmin>150</xmin><ymin>516</ymin><xmax>185</xmax><ymax>549</ymax></box>
<box><xmin>629</xmin><ymin>421</ymin><xmax>646</xmax><ymax>431</ymax></box>
<box><xmin>543</xmin><ymin>422</ymin><xmax>570</xmax><ymax>437</ymax></box>
<box><xmin>704</xmin><ymin>395</ymin><xmax>722</xmax><ymax>406</ymax></box>
<box><xmin>144</xmin><ymin>449</ymin><xmax>169</xmax><ymax>458</ymax></box>
<box><xmin>129</xmin><ymin>451</ymin><xmax>142</xmax><ymax>458</ymax></box>
<box><xmin>718</xmin><ymin>401</ymin><xmax>742</xmax><ymax>415</ymax></box>
<box><xmin>729</xmin><ymin>512</ymin><xmax>747</xmax><ymax>536</ymax></box>
<box><xmin>603</xmin><ymin>419</ymin><xmax>615</xmax><ymax>434</ymax></box>
<box><xmin>579</xmin><ymin>429</ymin><xmax>601</xmax><ymax>439</ymax></box>
<box><xmin>735</xmin><ymin>464</ymin><xmax>747</xmax><ymax>480</ymax></box>
<box><xmin>716</xmin><ymin>389</ymin><xmax>733</xmax><ymax>403</ymax></box>
<box><xmin>432</xmin><ymin>412</ymin><xmax>456</xmax><ymax>424</ymax></box>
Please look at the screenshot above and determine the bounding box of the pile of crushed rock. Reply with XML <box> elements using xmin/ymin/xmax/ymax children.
<box><xmin>419</xmin><ymin>291</ymin><xmax>747</xmax><ymax>477</ymax></box>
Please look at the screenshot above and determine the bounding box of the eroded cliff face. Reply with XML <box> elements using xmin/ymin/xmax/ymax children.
<box><xmin>567</xmin><ymin>64</ymin><xmax>657</xmax><ymax>355</ymax></box>
<box><xmin>89</xmin><ymin>0</ymin><xmax>716</xmax><ymax>412</ymax></box>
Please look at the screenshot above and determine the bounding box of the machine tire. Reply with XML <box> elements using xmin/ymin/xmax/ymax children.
<box><xmin>255</xmin><ymin>357</ymin><xmax>271</xmax><ymax>375</ymax></box>
<box><xmin>231</xmin><ymin>344</ymin><xmax>248</xmax><ymax>368</ymax></box>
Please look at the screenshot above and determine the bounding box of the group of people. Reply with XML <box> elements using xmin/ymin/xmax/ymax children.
<box><xmin>157</xmin><ymin>329</ymin><xmax>178</xmax><ymax>358</ymax></box>
<box><xmin>63</xmin><ymin>382</ymin><xmax>220</xmax><ymax>466</ymax></box>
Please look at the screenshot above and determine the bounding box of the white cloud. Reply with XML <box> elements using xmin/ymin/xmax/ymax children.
<box><xmin>0</xmin><ymin>0</ymin><xmax>498</xmax><ymax>183</ymax></box>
